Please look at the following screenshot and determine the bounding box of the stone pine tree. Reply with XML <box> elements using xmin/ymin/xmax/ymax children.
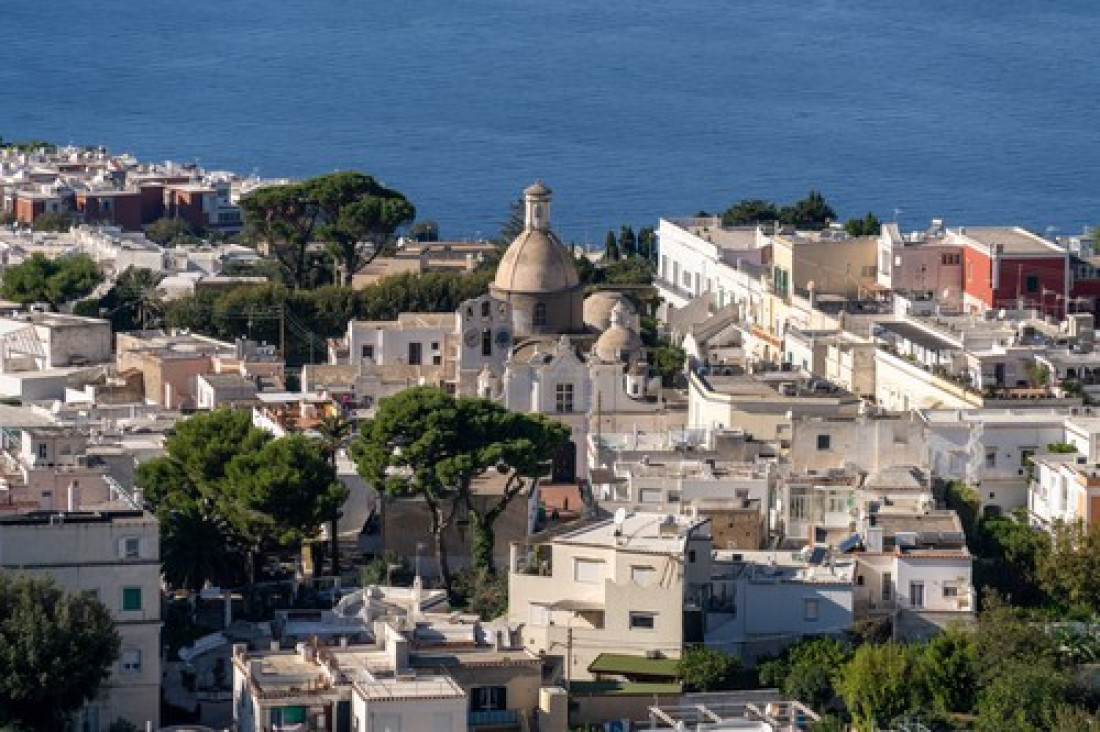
<box><xmin>0</xmin><ymin>574</ymin><xmax>121</xmax><ymax>729</ymax></box>
<box><xmin>352</xmin><ymin>387</ymin><xmax>568</xmax><ymax>595</ymax></box>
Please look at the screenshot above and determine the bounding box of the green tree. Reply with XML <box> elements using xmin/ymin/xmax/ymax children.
<box><xmin>721</xmin><ymin>199</ymin><xmax>778</xmax><ymax>227</ymax></box>
<box><xmin>31</xmin><ymin>210</ymin><xmax>76</xmax><ymax>232</ymax></box>
<box><xmin>453</xmin><ymin>567</ymin><xmax>509</xmax><ymax>620</ymax></box>
<box><xmin>837</xmin><ymin>642</ymin><xmax>926</xmax><ymax>732</ymax></box>
<box><xmin>678</xmin><ymin>645</ymin><xmax>740</xmax><ymax>691</ymax></box>
<box><xmin>758</xmin><ymin>636</ymin><xmax>850</xmax><ymax>712</ymax></box>
<box><xmin>311</xmin><ymin>171</ymin><xmax>415</xmax><ymax>286</ymax></box>
<box><xmin>239</xmin><ymin>182</ymin><xmax>320</xmax><ymax>288</ymax></box>
<box><xmin>496</xmin><ymin>198</ymin><xmax>525</xmax><ymax>246</ymax></box>
<box><xmin>408</xmin><ymin>220</ymin><xmax>440</xmax><ymax>242</ymax></box>
<box><xmin>0</xmin><ymin>574</ymin><xmax>120</xmax><ymax>729</ymax></box>
<box><xmin>315</xmin><ymin>413</ymin><xmax>354</xmax><ymax>574</ymax></box>
<box><xmin>160</xmin><ymin>501</ymin><xmax>247</xmax><ymax>592</ymax></box>
<box><xmin>145</xmin><ymin>216</ymin><xmax>201</xmax><ymax>246</ymax></box>
<box><xmin>603</xmin><ymin>258</ymin><xmax>654</xmax><ymax>285</ymax></box>
<box><xmin>919</xmin><ymin>625</ymin><xmax>978</xmax><ymax>714</ymax></box>
<box><xmin>637</xmin><ymin>226</ymin><xmax>657</xmax><ymax>260</ymax></box>
<box><xmin>975</xmin><ymin>514</ymin><xmax>1050</xmax><ymax>606</ymax></box>
<box><xmin>603</xmin><ymin>230</ymin><xmax>620</xmax><ymax>261</ymax></box>
<box><xmin>100</xmin><ymin>266</ymin><xmax>164</xmax><ymax>331</ymax></box>
<box><xmin>844</xmin><ymin>212</ymin><xmax>881</xmax><ymax>237</ymax></box>
<box><xmin>779</xmin><ymin>191</ymin><xmax>836</xmax><ymax>231</ymax></box>
<box><xmin>352</xmin><ymin>388</ymin><xmax>568</xmax><ymax>592</ymax></box>
<box><xmin>1038</xmin><ymin>520</ymin><xmax>1100</xmax><ymax>613</ymax></box>
<box><xmin>651</xmin><ymin>343</ymin><xmax>685</xmax><ymax>387</ymax></box>
<box><xmin>973</xmin><ymin>599</ymin><xmax>1060</xmax><ymax>682</ymax></box>
<box><xmin>619</xmin><ymin>226</ymin><xmax>637</xmax><ymax>258</ymax></box>
<box><xmin>0</xmin><ymin>252</ymin><xmax>102</xmax><ymax>308</ymax></box>
<box><xmin>975</xmin><ymin>664</ymin><xmax>1071</xmax><ymax>732</ymax></box>
<box><xmin>222</xmin><ymin>434</ymin><xmax>348</xmax><ymax>553</ymax></box>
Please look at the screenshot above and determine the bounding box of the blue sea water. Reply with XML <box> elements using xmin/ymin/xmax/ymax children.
<box><xmin>1</xmin><ymin>1</ymin><xmax>1099</xmax><ymax>243</ymax></box>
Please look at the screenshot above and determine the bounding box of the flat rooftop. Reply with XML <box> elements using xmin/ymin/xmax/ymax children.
<box><xmin>555</xmin><ymin>512</ymin><xmax>707</xmax><ymax>553</ymax></box>
<box><xmin>919</xmin><ymin>407</ymin><xmax>1073</xmax><ymax>426</ymax></box>
<box><xmin>877</xmin><ymin>321</ymin><xmax>959</xmax><ymax>352</ymax></box>
<box><xmin>715</xmin><ymin>549</ymin><xmax>855</xmax><ymax>584</ymax></box>
<box><xmin>958</xmin><ymin>226</ymin><xmax>1063</xmax><ymax>256</ymax></box>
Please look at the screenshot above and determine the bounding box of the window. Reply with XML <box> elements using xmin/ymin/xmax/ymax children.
<box><xmin>361</xmin><ymin>345</ymin><xmax>374</xmax><ymax>361</ymax></box>
<box><xmin>471</xmin><ymin>686</ymin><xmax>507</xmax><ymax>712</ymax></box>
<box><xmin>827</xmin><ymin>496</ymin><xmax>848</xmax><ymax>513</ymax></box>
<box><xmin>481</xmin><ymin>301</ymin><xmax>491</xmax><ymax>318</ymax></box>
<box><xmin>881</xmin><ymin>573</ymin><xmax>893</xmax><ymax>602</ymax></box>
<box><xmin>803</xmin><ymin>599</ymin><xmax>820</xmax><ymax>621</ymax></box>
<box><xmin>688</xmin><ymin>550</ymin><xmax>697</xmax><ymax>563</ymax></box>
<box><xmin>573</xmin><ymin>558</ymin><xmax>604</xmax><ymax>584</ymax></box>
<box><xmin>942</xmin><ymin>585</ymin><xmax>959</xmax><ymax>599</ymax></box>
<box><xmin>37</xmin><ymin>443</ymin><xmax>47</xmax><ymax>459</ymax></box>
<box><xmin>639</xmin><ymin>488</ymin><xmax>662</xmax><ymax>503</ymax></box>
<box><xmin>910</xmin><ymin>581</ymin><xmax>925</xmax><ymax>608</ymax></box>
<box><xmin>120</xmin><ymin>537</ymin><xmax>140</xmax><ymax>559</ymax></box>
<box><xmin>407</xmin><ymin>342</ymin><xmax>422</xmax><ymax>365</ymax></box>
<box><xmin>533</xmin><ymin>302</ymin><xmax>548</xmax><ymax>327</ymax></box>
<box><xmin>629</xmin><ymin>612</ymin><xmax>656</xmax><ymax>630</ymax></box>
<box><xmin>1025</xmin><ymin>275</ymin><xmax>1040</xmax><ymax>294</ymax></box>
<box><xmin>816</xmin><ymin>434</ymin><xmax>831</xmax><ymax>450</ymax></box>
<box><xmin>122</xmin><ymin>587</ymin><xmax>142</xmax><ymax>612</ymax></box>
<box><xmin>985</xmin><ymin>449</ymin><xmax>996</xmax><ymax>469</ymax></box>
<box><xmin>121</xmin><ymin>648</ymin><xmax>141</xmax><ymax>673</ymax></box>
<box><xmin>555</xmin><ymin>383</ymin><xmax>574</xmax><ymax>413</ymax></box>
<box><xmin>630</xmin><ymin>566</ymin><xmax>656</xmax><ymax>587</ymax></box>
<box><xmin>942</xmin><ymin>253</ymin><xmax>961</xmax><ymax>266</ymax></box>
<box><xmin>861</xmin><ymin>265</ymin><xmax>876</xmax><ymax>278</ymax></box>
<box><xmin>481</xmin><ymin>329</ymin><xmax>492</xmax><ymax>357</ymax></box>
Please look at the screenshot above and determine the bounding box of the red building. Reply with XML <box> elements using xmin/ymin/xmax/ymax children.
<box><xmin>74</xmin><ymin>189</ymin><xmax>143</xmax><ymax>231</ymax></box>
<box><xmin>958</xmin><ymin>227</ymin><xmax>1069</xmax><ymax>316</ymax></box>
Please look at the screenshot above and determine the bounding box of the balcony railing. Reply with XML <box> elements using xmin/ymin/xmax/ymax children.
<box><xmin>468</xmin><ymin>709</ymin><xmax>518</xmax><ymax>727</ymax></box>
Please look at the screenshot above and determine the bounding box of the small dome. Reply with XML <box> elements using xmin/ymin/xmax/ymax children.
<box><xmin>593</xmin><ymin>304</ymin><xmax>644</xmax><ymax>362</ymax></box>
<box><xmin>584</xmin><ymin>291</ymin><xmax>636</xmax><ymax>332</ymax></box>
<box><xmin>524</xmin><ymin>180</ymin><xmax>551</xmax><ymax>197</ymax></box>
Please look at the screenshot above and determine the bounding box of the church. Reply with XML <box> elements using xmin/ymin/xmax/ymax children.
<box><xmin>308</xmin><ymin>181</ymin><xmax>663</xmax><ymax>482</ymax></box>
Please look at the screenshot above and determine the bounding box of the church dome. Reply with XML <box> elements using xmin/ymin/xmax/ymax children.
<box><xmin>584</xmin><ymin>291</ymin><xmax>637</xmax><ymax>332</ymax></box>
<box><xmin>492</xmin><ymin>182</ymin><xmax>580</xmax><ymax>294</ymax></box>
<box><xmin>593</xmin><ymin>302</ymin><xmax>644</xmax><ymax>363</ymax></box>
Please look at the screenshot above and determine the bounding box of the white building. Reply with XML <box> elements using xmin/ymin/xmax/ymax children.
<box><xmin>0</xmin><ymin>509</ymin><xmax>161</xmax><ymax>730</ymax></box>
<box><xmin>508</xmin><ymin>512</ymin><xmax>713</xmax><ymax>680</ymax></box>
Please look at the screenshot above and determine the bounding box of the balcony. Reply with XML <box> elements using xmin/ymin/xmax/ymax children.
<box><xmin>468</xmin><ymin>709</ymin><xmax>519</xmax><ymax>728</ymax></box>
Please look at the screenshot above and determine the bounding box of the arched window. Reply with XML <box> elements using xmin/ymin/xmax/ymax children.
<box><xmin>534</xmin><ymin>302</ymin><xmax>548</xmax><ymax>327</ymax></box>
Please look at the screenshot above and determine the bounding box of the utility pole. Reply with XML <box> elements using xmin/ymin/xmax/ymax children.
<box><xmin>279</xmin><ymin>304</ymin><xmax>286</xmax><ymax>360</ymax></box>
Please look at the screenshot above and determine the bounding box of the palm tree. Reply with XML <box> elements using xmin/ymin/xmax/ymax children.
<box><xmin>161</xmin><ymin>501</ymin><xmax>247</xmax><ymax>593</ymax></box>
<box><xmin>107</xmin><ymin>267</ymin><xmax>164</xmax><ymax>330</ymax></box>
<box><xmin>315</xmin><ymin>413</ymin><xmax>353</xmax><ymax>575</ymax></box>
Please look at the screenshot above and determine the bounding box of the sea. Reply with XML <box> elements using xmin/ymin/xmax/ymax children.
<box><xmin>2</xmin><ymin>0</ymin><xmax>1099</xmax><ymax>245</ymax></box>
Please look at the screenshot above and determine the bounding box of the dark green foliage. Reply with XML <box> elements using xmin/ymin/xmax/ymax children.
<box><xmin>603</xmin><ymin>257</ymin><xmax>654</xmax><ymax>285</ymax></box>
<box><xmin>496</xmin><ymin>198</ymin><xmax>525</xmax><ymax>245</ymax></box>
<box><xmin>453</xmin><ymin>567</ymin><xmax>509</xmax><ymax>620</ymax></box>
<box><xmin>0</xmin><ymin>252</ymin><xmax>102</xmax><ymax>307</ymax></box>
<box><xmin>619</xmin><ymin>226</ymin><xmax>637</xmax><ymax>258</ymax></box>
<box><xmin>778</xmin><ymin>191</ymin><xmax>836</xmax><ymax>230</ymax></box>
<box><xmin>408</xmin><ymin>220</ymin><xmax>440</xmax><ymax>242</ymax></box>
<box><xmin>844</xmin><ymin>213</ymin><xmax>881</xmax><ymax>237</ymax></box>
<box><xmin>975</xmin><ymin>664</ymin><xmax>1072</xmax><ymax>732</ymax></box>
<box><xmin>352</xmin><ymin>387</ymin><xmax>569</xmax><ymax>592</ymax></box>
<box><xmin>603</xmin><ymin>230</ymin><xmax>620</xmax><ymax>261</ymax></box>
<box><xmin>240</xmin><ymin>171</ymin><xmax>414</xmax><ymax>288</ymax></box>
<box><xmin>139</xmin><ymin>409</ymin><xmax>345</xmax><ymax>588</ymax></box>
<box><xmin>678</xmin><ymin>645</ymin><xmax>741</xmax><ymax>691</ymax></box>
<box><xmin>31</xmin><ymin>210</ymin><xmax>76</xmax><ymax>232</ymax></box>
<box><xmin>837</xmin><ymin>642</ymin><xmax>927</xmax><ymax>732</ymax></box>
<box><xmin>145</xmin><ymin>217</ymin><xmax>202</xmax><ymax>246</ymax></box>
<box><xmin>919</xmin><ymin>625</ymin><xmax>978</xmax><ymax>714</ymax></box>
<box><xmin>944</xmin><ymin>480</ymin><xmax>980</xmax><ymax>545</ymax></box>
<box><xmin>637</xmin><ymin>226</ymin><xmax>657</xmax><ymax>260</ymax></box>
<box><xmin>0</xmin><ymin>574</ymin><xmax>120</xmax><ymax>730</ymax></box>
<box><xmin>651</xmin><ymin>344</ymin><xmax>686</xmax><ymax>387</ymax></box>
<box><xmin>757</xmin><ymin>636</ymin><xmax>850</xmax><ymax>712</ymax></box>
<box><xmin>722</xmin><ymin>199</ymin><xmax>779</xmax><ymax>226</ymax></box>
<box><xmin>98</xmin><ymin>266</ymin><xmax>164</xmax><ymax>331</ymax></box>
<box><xmin>162</xmin><ymin>270</ymin><xmax>493</xmax><ymax>367</ymax></box>
<box><xmin>1038</xmin><ymin>520</ymin><xmax>1100</xmax><ymax>615</ymax></box>
<box><xmin>974</xmin><ymin>514</ymin><xmax>1051</xmax><ymax>607</ymax></box>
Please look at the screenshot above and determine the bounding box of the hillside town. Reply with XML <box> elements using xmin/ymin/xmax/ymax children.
<box><xmin>0</xmin><ymin>143</ymin><xmax>1097</xmax><ymax>732</ymax></box>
